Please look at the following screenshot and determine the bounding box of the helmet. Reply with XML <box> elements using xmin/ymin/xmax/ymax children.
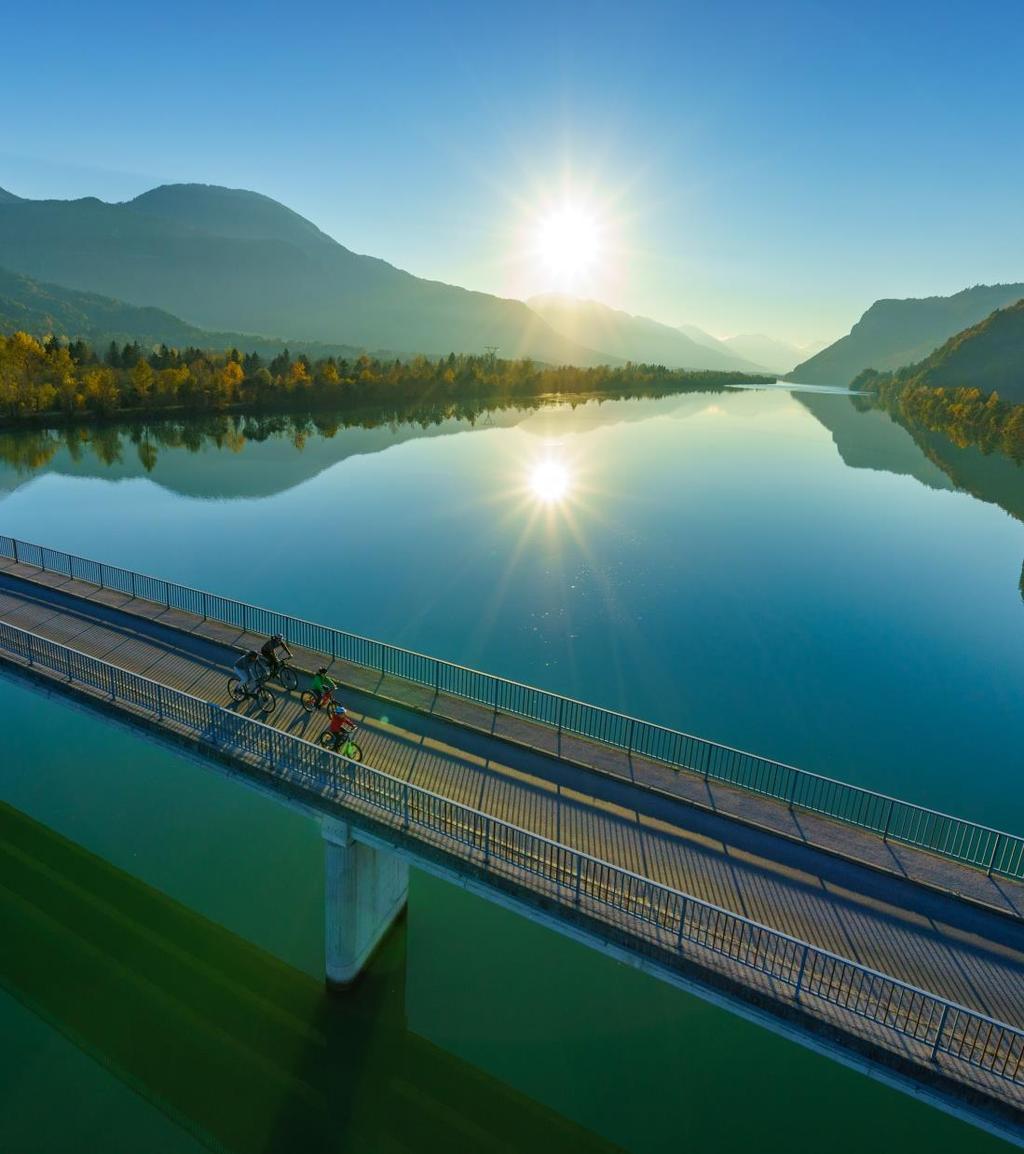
<box><xmin>334</xmin><ymin>705</ymin><xmax>347</xmax><ymax>715</ymax></box>
<box><xmin>317</xmin><ymin>665</ymin><xmax>328</xmax><ymax>675</ymax></box>
<box><xmin>272</xmin><ymin>633</ymin><xmax>284</xmax><ymax>643</ymax></box>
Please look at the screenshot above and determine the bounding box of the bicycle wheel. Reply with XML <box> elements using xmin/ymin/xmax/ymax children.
<box><xmin>343</xmin><ymin>742</ymin><xmax>362</xmax><ymax>763</ymax></box>
<box><xmin>278</xmin><ymin>665</ymin><xmax>298</xmax><ymax>691</ymax></box>
<box><xmin>301</xmin><ymin>690</ymin><xmax>317</xmax><ymax>712</ymax></box>
<box><xmin>257</xmin><ymin>687</ymin><xmax>277</xmax><ymax>715</ymax></box>
<box><xmin>318</xmin><ymin>729</ymin><xmax>336</xmax><ymax>749</ymax></box>
<box><xmin>228</xmin><ymin>678</ymin><xmax>246</xmax><ymax>703</ymax></box>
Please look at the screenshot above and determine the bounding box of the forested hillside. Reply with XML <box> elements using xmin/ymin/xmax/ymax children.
<box><xmin>788</xmin><ymin>284</ymin><xmax>1024</xmax><ymax>385</ymax></box>
<box><xmin>870</xmin><ymin>298</ymin><xmax>1024</xmax><ymax>404</ymax></box>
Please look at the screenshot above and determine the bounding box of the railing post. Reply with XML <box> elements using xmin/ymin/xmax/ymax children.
<box><xmin>109</xmin><ymin>667</ymin><xmax>117</xmax><ymax>698</ymax></box>
<box><xmin>676</xmin><ymin>898</ymin><xmax>688</xmax><ymax>949</ymax></box>
<box><xmin>787</xmin><ymin>771</ymin><xmax>799</xmax><ymax>810</ymax></box>
<box><xmin>987</xmin><ymin>834</ymin><xmax>1003</xmax><ymax>878</ymax></box>
<box><xmin>573</xmin><ymin>855</ymin><xmax>583</xmax><ymax>905</ymax></box>
<box><xmin>402</xmin><ymin>783</ymin><xmax>410</xmax><ymax>830</ymax></box>
<box><xmin>702</xmin><ymin>743</ymin><xmax>712</xmax><ymax>783</ymax></box>
<box><xmin>556</xmin><ymin>697</ymin><xmax>564</xmax><ymax>736</ymax></box>
<box><xmin>930</xmin><ymin>1003</ymin><xmax>950</xmax><ymax>1061</ymax></box>
<box><xmin>241</xmin><ymin>603</ymin><xmax>248</xmax><ymax>635</ymax></box>
<box><xmin>130</xmin><ymin>571</ymin><xmax>136</xmax><ymax>599</ymax></box>
<box><xmin>12</xmin><ymin>538</ymin><xmax>18</xmax><ymax>563</ymax></box>
<box><xmin>625</xmin><ymin>717</ymin><xmax>635</xmax><ymax>755</ymax></box>
<box><xmin>482</xmin><ymin>815</ymin><xmax>490</xmax><ymax>863</ymax></box>
<box><xmin>98</xmin><ymin>564</ymin><xmax>105</xmax><ymax>591</ymax></box>
<box><xmin>881</xmin><ymin>798</ymin><xmax>894</xmax><ymax>842</ymax></box>
<box><xmin>156</xmin><ymin>684</ymin><xmax>164</xmax><ymax>719</ymax></box>
<box><xmin>794</xmin><ymin>944</ymin><xmax>810</xmax><ymax>999</ymax></box>
<box><xmin>25</xmin><ymin>633</ymin><xmax>33</xmax><ymax>666</ymax></box>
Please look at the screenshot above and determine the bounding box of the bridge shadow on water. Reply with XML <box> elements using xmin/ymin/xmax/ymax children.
<box><xmin>0</xmin><ymin>800</ymin><xmax>624</xmax><ymax>1154</ymax></box>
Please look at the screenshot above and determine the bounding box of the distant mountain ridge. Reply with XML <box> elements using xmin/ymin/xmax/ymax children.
<box><xmin>0</xmin><ymin>183</ymin><xmax>614</xmax><ymax>365</ymax></box>
<box><xmin>861</xmin><ymin>298</ymin><xmax>1024</xmax><ymax>405</ymax></box>
<box><xmin>528</xmin><ymin>294</ymin><xmax>766</xmax><ymax>372</ymax></box>
<box><xmin>676</xmin><ymin>324</ymin><xmax>823</xmax><ymax>373</ymax></box>
<box><xmin>676</xmin><ymin>323</ymin><xmax>730</xmax><ymax>351</ymax></box>
<box><xmin>721</xmin><ymin>333</ymin><xmax>823</xmax><ymax>374</ymax></box>
<box><xmin>788</xmin><ymin>283</ymin><xmax>1024</xmax><ymax>385</ymax></box>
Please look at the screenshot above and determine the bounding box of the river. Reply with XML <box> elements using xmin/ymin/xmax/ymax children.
<box><xmin>1</xmin><ymin>386</ymin><xmax>1021</xmax><ymax>1152</ymax></box>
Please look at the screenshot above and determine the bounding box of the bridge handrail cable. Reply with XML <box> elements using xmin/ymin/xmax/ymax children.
<box><xmin>0</xmin><ymin>615</ymin><xmax>1021</xmax><ymax>1089</ymax></box>
<box><xmin>1</xmin><ymin>534</ymin><xmax>1021</xmax><ymax>884</ymax></box>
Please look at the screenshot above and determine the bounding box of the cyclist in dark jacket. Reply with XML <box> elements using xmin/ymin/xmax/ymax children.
<box><xmin>260</xmin><ymin>633</ymin><xmax>292</xmax><ymax>677</ymax></box>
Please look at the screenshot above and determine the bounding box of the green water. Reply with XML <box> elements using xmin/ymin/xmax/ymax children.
<box><xmin>0</xmin><ymin>387</ymin><xmax>1021</xmax><ymax>1152</ymax></box>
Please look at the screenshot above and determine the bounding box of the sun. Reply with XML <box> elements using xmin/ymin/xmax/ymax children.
<box><xmin>536</xmin><ymin>204</ymin><xmax>602</xmax><ymax>284</ymax></box>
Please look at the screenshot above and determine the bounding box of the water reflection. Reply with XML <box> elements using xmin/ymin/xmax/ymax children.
<box><xmin>0</xmin><ymin>390</ymin><xmax>694</xmax><ymax>494</ymax></box>
<box><xmin>529</xmin><ymin>456</ymin><xmax>572</xmax><ymax>503</ymax></box>
<box><xmin>796</xmin><ymin>389</ymin><xmax>1024</xmax><ymax>599</ymax></box>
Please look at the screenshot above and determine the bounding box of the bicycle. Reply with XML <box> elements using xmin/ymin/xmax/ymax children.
<box><xmin>318</xmin><ymin>722</ymin><xmax>362</xmax><ymax>762</ymax></box>
<box><xmin>227</xmin><ymin>675</ymin><xmax>277</xmax><ymax>715</ymax></box>
<box><xmin>301</xmin><ymin>685</ymin><xmax>338</xmax><ymax>713</ymax></box>
<box><xmin>261</xmin><ymin>653</ymin><xmax>298</xmax><ymax>691</ymax></box>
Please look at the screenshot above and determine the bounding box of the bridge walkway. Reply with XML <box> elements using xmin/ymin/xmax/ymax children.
<box><xmin>1</xmin><ymin>557</ymin><xmax>1019</xmax><ymax>922</ymax></box>
<box><xmin>0</xmin><ymin>561</ymin><xmax>1022</xmax><ymax>1124</ymax></box>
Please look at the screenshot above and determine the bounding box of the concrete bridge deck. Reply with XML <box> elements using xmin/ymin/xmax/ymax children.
<box><xmin>0</xmin><ymin>556</ymin><xmax>1021</xmax><ymax>1141</ymax></box>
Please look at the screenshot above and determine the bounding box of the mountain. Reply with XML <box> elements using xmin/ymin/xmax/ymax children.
<box><xmin>721</xmin><ymin>334</ymin><xmax>816</xmax><ymax>374</ymax></box>
<box><xmin>676</xmin><ymin>323</ymin><xmax>728</xmax><ymax>351</ymax></box>
<box><xmin>788</xmin><ymin>283</ymin><xmax>1024</xmax><ymax>386</ymax></box>
<box><xmin>527</xmin><ymin>294</ymin><xmax>766</xmax><ymax>371</ymax></box>
<box><xmin>676</xmin><ymin>325</ymin><xmax>825</xmax><ymax>374</ymax></box>
<box><xmin>0</xmin><ymin>265</ymin><xmax>377</xmax><ymax>359</ymax></box>
<box><xmin>0</xmin><ymin>187</ymin><xmax>23</xmax><ymax>204</ymax></box>
<box><xmin>0</xmin><ymin>184</ymin><xmax>613</xmax><ymax>365</ymax></box>
<box><xmin>872</xmin><ymin>298</ymin><xmax>1024</xmax><ymax>405</ymax></box>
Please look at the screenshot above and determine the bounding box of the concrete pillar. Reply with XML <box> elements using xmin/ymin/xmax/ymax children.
<box><xmin>322</xmin><ymin>817</ymin><xmax>408</xmax><ymax>988</ymax></box>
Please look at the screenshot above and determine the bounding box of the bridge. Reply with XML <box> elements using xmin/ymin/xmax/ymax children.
<box><xmin>0</xmin><ymin>535</ymin><xmax>1021</xmax><ymax>1145</ymax></box>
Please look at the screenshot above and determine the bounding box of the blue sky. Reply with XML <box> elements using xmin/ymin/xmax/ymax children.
<box><xmin>2</xmin><ymin>0</ymin><xmax>1022</xmax><ymax>344</ymax></box>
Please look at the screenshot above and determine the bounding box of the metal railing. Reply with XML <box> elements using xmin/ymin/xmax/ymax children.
<box><xmin>0</xmin><ymin>616</ymin><xmax>1021</xmax><ymax>1093</ymax></box>
<box><xmin>1</xmin><ymin>533</ymin><xmax>1023</xmax><ymax>884</ymax></box>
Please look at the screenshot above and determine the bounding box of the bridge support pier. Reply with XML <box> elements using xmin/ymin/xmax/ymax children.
<box><xmin>322</xmin><ymin>818</ymin><xmax>408</xmax><ymax>989</ymax></box>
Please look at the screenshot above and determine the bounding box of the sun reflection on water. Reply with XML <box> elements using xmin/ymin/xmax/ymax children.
<box><xmin>529</xmin><ymin>458</ymin><xmax>572</xmax><ymax>503</ymax></box>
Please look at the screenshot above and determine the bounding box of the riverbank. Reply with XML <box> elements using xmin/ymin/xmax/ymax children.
<box><xmin>0</xmin><ymin>331</ymin><xmax>775</xmax><ymax>428</ymax></box>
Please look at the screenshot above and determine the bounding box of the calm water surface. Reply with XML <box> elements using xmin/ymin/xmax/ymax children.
<box><xmin>1</xmin><ymin>387</ymin><xmax>1021</xmax><ymax>1152</ymax></box>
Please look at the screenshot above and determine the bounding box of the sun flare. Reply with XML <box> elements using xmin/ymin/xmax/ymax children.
<box><xmin>529</xmin><ymin>458</ymin><xmax>572</xmax><ymax>502</ymax></box>
<box><xmin>536</xmin><ymin>205</ymin><xmax>602</xmax><ymax>282</ymax></box>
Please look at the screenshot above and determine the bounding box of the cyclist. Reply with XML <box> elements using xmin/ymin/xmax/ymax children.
<box><xmin>260</xmin><ymin>633</ymin><xmax>292</xmax><ymax>677</ymax></box>
<box><xmin>311</xmin><ymin>665</ymin><xmax>337</xmax><ymax>708</ymax></box>
<box><xmin>233</xmin><ymin>650</ymin><xmax>265</xmax><ymax>694</ymax></box>
<box><xmin>327</xmin><ymin>704</ymin><xmax>357</xmax><ymax>747</ymax></box>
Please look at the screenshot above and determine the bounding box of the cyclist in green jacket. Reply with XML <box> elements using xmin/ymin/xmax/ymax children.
<box><xmin>311</xmin><ymin>665</ymin><xmax>337</xmax><ymax>708</ymax></box>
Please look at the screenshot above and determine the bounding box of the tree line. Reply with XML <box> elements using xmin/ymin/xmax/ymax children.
<box><xmin>0</xmin><ymin>332</ymin><xmax>774</xmax><ymax>424</ymax></box>
<box><xmin>855</xmin><ymin>369</ymin><xmax>1024</xmax><ymax>461</ymax></box>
